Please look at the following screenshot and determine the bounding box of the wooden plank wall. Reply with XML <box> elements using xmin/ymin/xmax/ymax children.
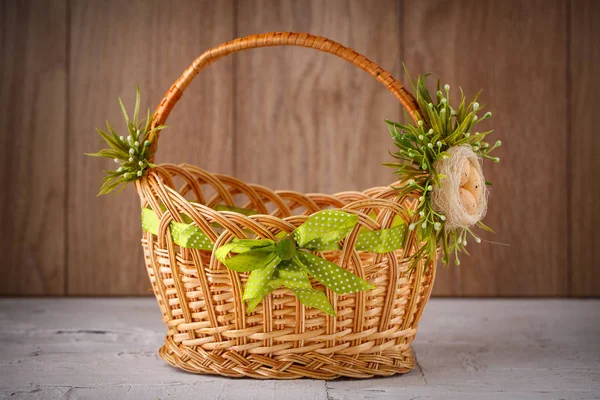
<box><xmin>570</xmin><ymin>0</ymin><xmax>600</xmax><ymax>296</ymax></box>
<box><xmin>0</xmin><ymin>0</ymin><xmax>66</xmax><ymax>295</ymax></box>
<box><xmin>0</xmin><ymin>0</ymin><xmax>597</xmax><ymax>297</ymax></box>
<box><xmin>404</xmin><ymin>0</ymin><xmax>570</xmax><ymax>296</ymax></box>
<box><xmin>68</xmin><ymin>0</ymin><xmax>235</xmax><ymax>295</ymax></box>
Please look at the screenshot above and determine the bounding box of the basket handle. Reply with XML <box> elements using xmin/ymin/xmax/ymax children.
<box><xmin>147</xmin><ymin>32</ymin><xmax>421</xmax><ymax>161</ymax></box>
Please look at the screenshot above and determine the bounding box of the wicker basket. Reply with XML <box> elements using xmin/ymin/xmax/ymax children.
<box><xmin>136</xmin><ymin>32</ymin><xmax>436</xmax><ymax>379</ymax></box>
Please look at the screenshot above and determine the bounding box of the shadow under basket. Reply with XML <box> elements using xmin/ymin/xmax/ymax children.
<box><xmin>135</xmin><ymin>32</ymin><xmax>437</xmax><ymax>379</ymax></box>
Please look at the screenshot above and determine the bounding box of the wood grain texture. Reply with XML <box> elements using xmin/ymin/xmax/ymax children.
<box><xmin>0</xmin><ymin>0</ymin><xmax>67</xmax><ymax>295</ymax></box>
<box><xmin>67</xmin><ymin>0</ymin><xmax>234</xmax><ymax>295</ymax></box>
<box><xmin>570</xmin><ymin>0</ymin><xmax>600</xmax><ymax>297</ymax></box>
<box><xmin>1</xmin><ymin>298</ymin><xmax>598</xmax><ymax>398</ymax></box>
<box><xmin>234</xmin><ymin>0</ymin><xmax>403</xmax><ymax>194</ymax></box>
<box><xmin>404</xmin><ymin>0</ymin><xmax>570</xmax><ymax>296</ymax></box>
<box><xmin>0</xmin><ymin>1</ymin><xmax>596</xmax><ymax>297</ymax></box>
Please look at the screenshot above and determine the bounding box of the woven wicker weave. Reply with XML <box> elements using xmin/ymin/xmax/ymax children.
<box><xmin>136</xmin><ymin>32</ymin><xmax>437</xmax><ymax>379</ymax></box>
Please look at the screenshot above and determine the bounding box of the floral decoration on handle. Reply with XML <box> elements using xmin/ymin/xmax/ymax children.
<box><xmin>86</xmin><ymin>88</ymin><xmax>165</xmax><ymax>195</ymax></box>
<box><xmin>216</xmin><ymin>210</ymin><xmax>375</xmax><ymax>316</ymax></box>
<box><xmin>384</xmin><ymin>70</ymin><xmax>501</xmax><ymax>268</ymax></box>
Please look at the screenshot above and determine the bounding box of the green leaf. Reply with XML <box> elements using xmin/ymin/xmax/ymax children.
<box><xmin>144</xmin><ymin>109</ymin><xmax>152</xmax><ymax>132</ymax></box>
<box><xmin>402</xmin><ymin>62</ymin><xmax>416</xmax><ymax>89</ymax></box>
<box><xmin>292</xmin><ymin>210</ymin><xmax>358</xmax><ymax>250</ymax></box>
<box><xmin>118</xmin><ymin>96</ymin><xmax>130</xmax><ymax>126</ymax></box>
<box><xmin>85</xmin><ymin>148</ymin><xmax>125</xmax><ymax>159</ymax></box>
<box><xmin>133</xmin><ymin>86</ymin><xmax>140</xmax><ymax>125</ymax></box>
<box><xmin>476</xmin><ymin>220</ymin><xmax>495</xmax><ymax>234</ymax></box>
<box><xmin>98</xmin><ymin>179</ymin><xmax>126</xmax><ymax>196</ymax></box>
<box><xmin>97</xmin><ymin>128</ymin><xmax>128</xmax><ymax>153</ymax></box>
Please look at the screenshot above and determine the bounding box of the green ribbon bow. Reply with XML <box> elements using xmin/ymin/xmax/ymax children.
<box><xmin>216</xmin><ymin>210</ymin><xmax>377</xmax><ymax>316</ymax></box>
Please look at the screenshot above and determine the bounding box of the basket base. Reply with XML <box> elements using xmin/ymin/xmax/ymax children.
<box><xmin>158</xmin><ymin>337</ymin><xmax>415</xmax><ymax>380</ymax></box>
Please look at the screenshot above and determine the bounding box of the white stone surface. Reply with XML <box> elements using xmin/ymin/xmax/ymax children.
<box><xmin>0</xmin><ymin>298</ymin><xmax>598</xmax><ymax>399</ymax></box>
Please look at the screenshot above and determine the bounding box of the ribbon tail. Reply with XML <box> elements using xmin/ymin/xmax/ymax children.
<box><xmin>242</xmin><ymin>255</ymin><xmax>280</xmax><ymax>301</ymax></box>
<box><xmin>290</xmin><ymin>288</ymin><xmax>336</xmax><ymax>317</ymax></box>
<box><xmin>295</xmin><ymin>252</ymin><xmax>375</xmax><ymax>294</ymax></box>
<box><xmin>276</xmin><ymin>260</ymin><xmax>313</xmax><ymax>290</ymax></box>
<box><xmin>245</xmin><ymin>286</ymin><xmax>273</xmax><ymax>314</ymax></box>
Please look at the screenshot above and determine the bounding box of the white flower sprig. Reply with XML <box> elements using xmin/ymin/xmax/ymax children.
<box><xmin>86</xmin><ymin>88</ymin><xmax>166</xmax><ymax>195</ymax></box>
<box><xmin>383</xmin><ymin>70</ymin><xmax>501</xmax><ymax>269</ymax></box>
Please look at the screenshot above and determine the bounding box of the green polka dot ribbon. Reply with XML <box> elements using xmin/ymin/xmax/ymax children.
<box><xmin>142</xmin><ymin>208</ymin><xmax>408</xmax><ymax>315</ymax></box>
<box><xmin>141</xmin><ymin>208</ymin><xmax>214</xmax><ymax>250</ymax></box>
<box><xmin>142</xmin><ymin>207</ymin><xmax>408</xmax><ymax>254</ymax></box>
<box><xmin>216</xmin><ymin>210</ymin><xmax>381</xmax><ymax>316</ymax></box>
<box><xmin>356</xmin><ymin>222</ymin><xmax>407</xmax><ymax>253</ymax></box>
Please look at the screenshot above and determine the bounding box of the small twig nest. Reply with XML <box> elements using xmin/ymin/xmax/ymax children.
<box><xmin>431</xmin><ymin>145</ymin><xmax>488</xmax><ymax>230</ymax></box>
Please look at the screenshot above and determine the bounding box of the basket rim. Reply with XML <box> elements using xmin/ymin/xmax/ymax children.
<box><xmin>140</xmin><ymin>163</ymin><xmax>419</xmax><ymax>231</ymax></box>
